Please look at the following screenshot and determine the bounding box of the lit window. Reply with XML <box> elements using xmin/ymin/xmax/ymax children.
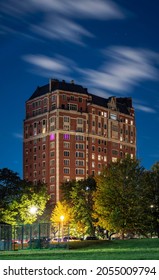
<box><xmin>112</xmin><ymin>157</ymin><xmax>117</xmax><ymax>162</ymax></box>
<box><xmin>98</xmin><ymin>155</ymin><xmax>101</xmax><ymax>161</ymax></box>
<box><xmin>63</xmin><ymin>134</ymin><xmax>70</xmax><ymax>140</ymax></box>
<box><xmin>110</xmin><ymin>113</ymin><xmax>117</xmax><ymax>120</ymax></box>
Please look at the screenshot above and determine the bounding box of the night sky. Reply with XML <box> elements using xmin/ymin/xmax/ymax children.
<box><xmin>0</xmin><ymin>0</ymin><xmax>159</xmax><ymax>178</ymax></box>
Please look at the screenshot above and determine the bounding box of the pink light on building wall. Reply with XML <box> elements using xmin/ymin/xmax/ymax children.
<box><xmin>50</xmin><ymin>133</ymin><xmax>55</xmax><ymax>141</ymax></box>
<box><xmin>63</xmin><ymin>134</ymin><xmax>70</xmax><ymax>140</ymax></box>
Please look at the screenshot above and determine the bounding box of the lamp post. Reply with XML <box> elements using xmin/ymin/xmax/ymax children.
<box><xmin>29</xmin><ymin>206</ymin><xmax>38</xmax><ymax>248</ymax></box>
<box><xmin>60</xmin><ymin>215</ymin><xmax>64</xmax><ymax>241</ymax></box>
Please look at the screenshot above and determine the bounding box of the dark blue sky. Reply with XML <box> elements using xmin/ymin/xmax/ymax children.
<box><xmin>0</xmin><ymin>0</ymin><xmax>159</xmax><ymax>178</ymax></box>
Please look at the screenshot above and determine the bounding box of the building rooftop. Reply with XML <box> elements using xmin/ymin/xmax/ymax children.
<box><xmin>29</xmin><ymin>79</ymin><xmax>88</xmax><ymax>100</ymax></box>
<box><xmin>28</xmin><ymin>79</ymin><xmax>133</xmax><ymax>115</ymax></box>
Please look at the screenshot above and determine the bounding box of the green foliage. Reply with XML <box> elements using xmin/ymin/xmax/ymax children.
<box><xmin>60</xmin><ymin>177</ymin><xmax>96</xmax><ymax>236</ymax></box>
<box><xmin>94</xmin><ymin>156</ymin><xmax>146</xmax><ymax>238</ymax></box>
<box><xmin>0</xmin><ymin>168</ymin><xmax>49</xmax><ymax>225</ymax></box>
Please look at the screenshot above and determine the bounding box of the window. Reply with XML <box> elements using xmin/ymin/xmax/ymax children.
<box><xmin>63</xmin><ymin>125</ymin><xmax>70</xmax><ymax>131</ymax></box>
<box><xmin>92</xmin><ymin>154</ymin><xmax>95</xmax><ymax>159</ymax></box>
<box><xmin>50</xmin><ymin>177</ymin><xmax>55</xmax><ymax>183</ymax></box>
<box><xmin>76</xmin><ymin>143</ymin><xmax>84</xmax><ymax>149</ymax></box>
<box><xmin>64</xmin><ymin>168</ymin><xmax>70</xmax><ymax>174</ymax></box>
<box><xmin>50</xmin><ymin>151</ymin><xmax>54</xmax><ymax>157</ymax></box>
<box><xmin>76</xmin><ymin>169</ymin><xmax>84</xmax><ymax>175</ymax></box>
<box><xmin>50</xmin><ymin>168</ymin><xmax>55</xmax><ymax>175</ymax></box>
<box><xmin>64</xmin><ymin>142</ymin><xmax>70</xmax><ymax>148</ymax></box>
<box><xmin>77</xmin><ymin>118</ymin><xmax>83</xmax><ymax>124</ymax></box>
<box><xmin>51</xmin><ymin>95</ymin><xmax>56</xmax><ymax>102</ymax></box>
<box><xmin>98</xmin><ymin>155</ymin><xmax>101</xmax><ymax>161</ymax></box>
<box><xmin>50</xmin><ymin>142</ymin><xmax>55</xmax><ymax>149</ymax></box>
<box><xmin>64</xmin><ymin>159</ymin><xmax>70</xmax><ymax>166</ymax></box>
<box><xmin>112</xmin><ymin>125</ymin><xmax>118</xmax><ymax>132</ymax></box>
<box><xmin>76</xmin><ymin>160</ymin><xmax>84</xmax><ymax>166</ymax></box>
<box><xmin>76</xmin><ymin>127</ymin><xmax>83</xmax><ymax>132</ymax></box>
<box><xmin>50</xmin><ymin>160</ymin><xmax>54</xmax><ymax>166</ymax></box>
<box><xmin>79</xmin><ymin>97</ymin><xmax>82</xmax><ymax>102</ymax></box>
<box><xmin>43</xmin><ymin>98</ymin><xmax>47</xmax><ymax>105</ymax></box>
<box><xmin>112</xmin><ymin>150</ymin><xmax>118</xmax><ymax>155</ymax></box>
<box><xmin>92</xmin><ymin>146</ymin><xmax>95</xmax><ymax>151</ymax></box>
<box><xmin>64</xmin><ymin>116</ymin><xmax>70</xmax><ymax>122</ymax></box>
<box><xmin>64</xmin><ymin>151</ymin><xmax>70</xmax><ymax>157</ymax></box>
<box><xmin>63</xmin><ymin>134</ymin><xmax>70</xmax><ymax>140</ymax></box>
<box><xmin>50</xmin><ymin>117</ymin><xmax>55</xmax><ymax>123</ymax></box>
<box><xmin>51</xmin><ymin>103</ymin><xmax>56</xmax><ymax>110</ymax></box>
<box><xmin>68</xmin><ymin>104</ymin><xmax>77</xmax><ymax>111</ymax></box>
<box><xmin>104</xmin><ymin>156</ymin><xmax>107</xmax><ymax>162</ymax></box>
<box><xmin>76</xmin><ymin>152</ymin><xmax>84</xmax><ymax>158</ymax></box>
<box><xmin>110</xmin><ymin>113</ymin><xmax>117</xmax><ymax>120</ymax></box>
<box><xmin>76</xmin><ymin>135</ymin><xmax>84</xmax><ymax>141</ymax></box>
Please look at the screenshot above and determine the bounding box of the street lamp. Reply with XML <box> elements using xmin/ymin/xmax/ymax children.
<box><xmin>60</xmin><ymin>215</ymin><xmax>64</xmax><ymax>241</ymax></box>
<box><xmin>29</xmin><ymin>206</ymin><xmax>38</xmax><ymax>215</ymax></box>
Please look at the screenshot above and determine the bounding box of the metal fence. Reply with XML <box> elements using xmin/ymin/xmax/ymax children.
<box><xmin>0</xmin><ymin>222</ymin><xmax>69</xmax><ymax>251</ymax></box>
<box><xmin>0</xmin><ymin>223</ymin><xmax>12</xmax><ymax>250</ymax></box>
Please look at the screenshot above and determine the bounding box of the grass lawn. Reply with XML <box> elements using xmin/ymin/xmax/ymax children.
<box><xmin>0</xmin><ymin>238</ymin><xmax>159</xmax><ymax>260</ymax></box>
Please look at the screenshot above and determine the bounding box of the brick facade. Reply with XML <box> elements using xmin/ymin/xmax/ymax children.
<box><xmin>23</xmin><ymin>79</ymin><xmax>136</xmax><ymax>204</ymax></box>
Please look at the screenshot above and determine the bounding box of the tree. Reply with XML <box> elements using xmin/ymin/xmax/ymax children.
<box><xmin>60</xmin><ymin>177</ymin><xmax>97</xmax><ymax>236</ymax></box>
<box><xmin>70</xmin><ymin>177</ymin><xmax>96</xmax><ymax>236</ymax></box>
<box><xmin>144</xmin><ymin>162</ymin><xmax>159</xmax><ymax>237</ymax></box>
<box><xmin>0</xmin><ymin>168</ymin><xmax>49</xmax><ymax>225</ymax></box>
<box><xmin>93</xmin><ymin>156</ymin><xmax>145</xmax><ymax>239</ymax></box>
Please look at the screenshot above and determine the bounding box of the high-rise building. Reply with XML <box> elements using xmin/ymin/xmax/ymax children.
<box><xmin>23</xmin><ymin>79</ymin><xmax>136</xmax><ymax>204</ymax></box>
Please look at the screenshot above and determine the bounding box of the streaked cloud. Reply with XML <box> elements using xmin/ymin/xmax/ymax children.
<box><xmin>0</xmin><ymin>0</ymin><xmax>125</xmax><ymax>44</ymax></box>
<box><xmin>79</xmin><ymin>46</ymin><xmax>159</xmax><ymax>93</ymax></box>
<box><xmin>23</xmin><ymin>54</ymin><xmax>69</xmax><ymax>72</ymax></box>
<box><xmin>22</xmin><ymin>54</ymin><xmax>76</xmax><ymax>80</ymax></box>
<box><xmin>13</xmin><ymin>133</ymin><xmax>23</xmax><ymax>139</ymax></box>
<box><xmin>134</xmin><ymin>104</ymin><xmax>156</xmax><ymax>114</ymax></box>
<box><xmin>31</xmin><ymin>17</ymin><xmax>93</xmax><ymax>45</ymax></box>
<box><xmin>31</xmin><ymin>0</ymin><xmax>124</xmax><ymax>19</ymax></box>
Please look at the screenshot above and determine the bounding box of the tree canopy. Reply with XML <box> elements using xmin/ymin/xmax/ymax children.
<box><xmin>93</xmin><ymin>156</ymin><xmax>146</xmax><ymax>239</ymax></box>
<box><xmin>0</xmin><ymin>168</ymin><xmax>49</xmax><ymax>225</ymax></box>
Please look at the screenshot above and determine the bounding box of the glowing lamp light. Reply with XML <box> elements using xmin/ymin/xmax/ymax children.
<box><xmin>29</xmin><ymin>206</ymin><xmax>38</xmax><ymax>215</ymax></box>
<box><xmin>60</xmin><ymin>215</ymin><xmax>64</xmax><ymax>222</ymax></box>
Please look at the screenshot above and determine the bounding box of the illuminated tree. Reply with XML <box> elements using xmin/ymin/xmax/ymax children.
<box><xmin>93</xmin><ymin>156</ymin><xmax>145</xmax><ymax>239</ymax></box>
<box><xmin>0</xmin><ymin>168</ymin><xmax>49</xmax><ymax>225</ymax></box>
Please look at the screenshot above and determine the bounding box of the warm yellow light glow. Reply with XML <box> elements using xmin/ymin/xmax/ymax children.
<box><xmin>29</xmin><ymin>206</ymin><xmax>38</xmax><ymax>214</ymax></box>
<box><xmin>60</xmin><ymin>215</ymin><xmax>64</xmax><ymax>221</ymax></box>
